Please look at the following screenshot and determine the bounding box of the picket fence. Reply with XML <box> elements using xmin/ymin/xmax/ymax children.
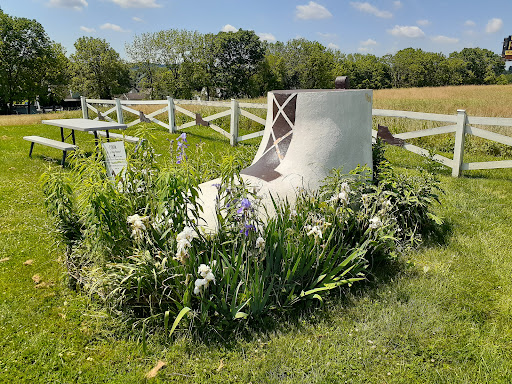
<box><xmin>82</xmin><ymin>97</ymin><xmax>512</xmax><ymax>177</ymax></box>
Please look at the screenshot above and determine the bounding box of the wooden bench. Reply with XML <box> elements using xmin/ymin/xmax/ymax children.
<box><xmin>88</xmin><ymin>130</ymin><xmax>139</xmax><ymax>143</ymax></box>
<box><xmin>23</xmin><ymin>135</ymin><xmax>77</xmax><ymax>165</ymax></box>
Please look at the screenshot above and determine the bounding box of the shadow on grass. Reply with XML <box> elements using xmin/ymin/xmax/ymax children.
<box><xmin>459</xmin><ymin>169</ymin><xmax>512</xmax><ymax>181</ymax></box>
<box><xmin>422</xmin><ymin>218</ymin><xmax>454</xmax><ymax>247</ymax></box>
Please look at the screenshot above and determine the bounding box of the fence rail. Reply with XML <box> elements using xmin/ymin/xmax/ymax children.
<box><xmin>81</xmin><ymin>96</ymin><xmax>266</xmax><ymax>146</ymax></box>
<box><xmin>373</xmin><ymin>108</ymin><xmax>512</xmax><ymax>176</ymax></box>
<box><xmin>82</xmin><ymin>96</ymin><xmax>512</xmax><ymax>177</ymax></box>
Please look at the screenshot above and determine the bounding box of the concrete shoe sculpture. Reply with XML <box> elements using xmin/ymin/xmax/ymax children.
<box><xmin>198</xmin><ymin>88</ymin><xmax>374</xmax><ymax>231</ymax></box>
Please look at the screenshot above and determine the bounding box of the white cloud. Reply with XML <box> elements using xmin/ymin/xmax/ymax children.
<box><xmin>361</xmin><ymin>38</ymin><xmax>377</xmax><ymax>46</ymax></box>
<box><xmin>431</xmin><ymin>35</ymin><xmax>459</xmax><ymax>44</ymax></box>
<box><xmin>388</xmin><ymin>25</ymin><xmax>425</xmax><ymax>38</ymax></box>
<box><xmin>221</xmin><ymin>24</ymin><xmax>239</xmax><ymax>32</ymax></box>
<box><xmin>393</xmin><ymin>1</ymin><xmax>402</xmax><ymax>8</ymax></box>
<box><xmin>417</xmin><ymin>19</ymin><xmax>430</xmax><ymax>26</ymax></box>
<box><xmin>464</xmin><ymin>20</ymin><xmax>476</xmax><ymax>27</ymax></box>
<box><xmin>80</xmin><ymin>26</ymin><xmax>96</xmax><ymax>33</ymax></box>
<box><xmin>328</xmin><ymin>43</ymin><xmax>340</xmax><ymax>50</ymax></box>
<box><xmin>47</xmin><ymin>0</ymin><xmax>87</xmax><ymax>10</ymax></box>
<box><xmin>109</xmin><ymin>0</ymin><xmax>161</xmax><ymax>8</ymax></box>
<box><xmin>317</xmin><ymin>32</ymin><xmax>338</xmax><ymax>39</ymax></box>
<box><xmin>132</xmin><ymin>17</ymin><xmax>143</xmax><ymax>22</ymax></box>
<box><xmin>350</xmin><ymin>2</ymin><xmax>392</xmax><ymax>18</ymax></box>
<box><xmin>485</xmin><ymin>18</ymin><xmax>503</xmax><ymax>33</ymax></box>
<box><xmin>258</xmin><ymin>33</ymin><xmax>276</xmax><ymax>42</ymax></box>
<box><xmin>100</xmin><ymin>23</ymin><xmax>129</xmax><ymax>32</ymax></box>
<box><xmin>295</xmin><ymin>2</ymin><xmax>333</xmax><ymax>20</ymax></box>
<box><xmin>358</xmin><ymin>47</ymin><xmax>370</xmax><ymax>53</ymax></box>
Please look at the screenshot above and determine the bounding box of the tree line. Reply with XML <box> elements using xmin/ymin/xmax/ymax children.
<box><xmin>1</xmin><ymin>9</ymin><xmax>510</xmax><ymax>113</ymax></box>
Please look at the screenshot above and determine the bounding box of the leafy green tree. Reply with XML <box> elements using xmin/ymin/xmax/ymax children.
<box><xmin>442</xmin><ymin>56</ymin><xmax>467</xmax><ymax>86</ymax></box>
<box><xmin>212</xmin><ymin>29</ymin><xmax>265</xmax><ymax>98</ymax></box>
<box><xmin>0</xmin><ymin>10</ymin><xmax>56</xmax><ymax>113</ymax></box>
<box><xmin>37</xmin><ymin>43</ymin><xmax>71</xmax><ymax>107</ymax></box>
<box><xmin>126</xmin><ymin>32</ymin><xmax>160</xmax><ymax>99</ymax></box>
<box><xmin>449</xmin><ymin>48</ymin><xmax>504</xmax><ymax>85</ymax></box>
<box><xmin>387</xmin><ymin>48</ymin><xmax>429</xmax><ymax>88</ymax></box>
<box><xmin>161</xmin><ymin>30</ymin><xmax>215</xmax><ymax>99</ymax></box>
<box><xmin>335</xmin><ymin>53</ymin><xmax>391</xmax><ymax>89</ymax></box>
<box><xmin>127</xmin><ymin>30</ymin><xmax>215</xmax><ymax>99</ymax></box>
<box><xmin>248</xmin><ymin>56</ymin><xmax>284</xmax><ymax>97</ymax></box>
<box><xmin>70</xmin><ymin>37</ymin><xmax>131</xmax><ymax>99</ymax></box>
<box><xmin>280</xmin><ymin>39</ymin><xmax>335</xmax><ymax>89</ymax></box>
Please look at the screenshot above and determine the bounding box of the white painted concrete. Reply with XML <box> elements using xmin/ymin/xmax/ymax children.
<box><xmin>197</xmin><ymin>89</ymin><xmax>374</xmax><ymax>231</ymax></box>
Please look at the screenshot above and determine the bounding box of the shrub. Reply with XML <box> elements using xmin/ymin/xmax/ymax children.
<box><xmin>41</xmin><ymin>134</ymin><xmax>442</xmax><ymax>337</ymax></box>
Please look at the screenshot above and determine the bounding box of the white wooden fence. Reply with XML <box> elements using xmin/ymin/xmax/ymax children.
<box><xmin>81</xmin><ymin>97</ymin><xmax>512</xmax><ymax>177</ymax></box>
<box><xmin>372</xmin><ymin>109</ymin><xmax>512</xmax><ymax>177</ymax></box>
<box><xmin>81</xmin><ymin>96</ymin><xmax>266</xmax><ymax>146</ymax></box>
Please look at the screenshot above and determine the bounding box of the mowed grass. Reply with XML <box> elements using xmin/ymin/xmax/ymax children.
<box><xmin>1</xmin><ymin>85</ymin><xmax>512</xmax><ymax>383</ymax></box>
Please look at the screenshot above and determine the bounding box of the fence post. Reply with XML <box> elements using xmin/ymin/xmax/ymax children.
<box><xmin>167</xmin><ymin>96</ymin><xmax>176</xmax><ymax>133</ymax></box>
<box><xmin>452</xmin><ymin>109</ymin><xmax>467</xmax><ymax>177</ymax></box>
<box><xmin>80</xmin><ymin>96</ymin><xmax>88</xmax><ymax>119</ymax></box>
<box><xmin>115</xmin><ymin>98</ymin><xmax>124</xmax><ymax>124</ymax></box>
<box><xmin>230</xmin><ymin>99</ymin><xmax>239</xmax><ymax>146</ymax></box>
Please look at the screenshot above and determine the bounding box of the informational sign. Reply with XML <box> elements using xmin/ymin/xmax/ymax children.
<box><xmin>502</xmin><ymin>35</ymin><xmax>512</xmax><ymax>60</ymax></box>
<box><xmin>102</xmin><ymin>141</ymin><xmax>127</xmax><ymax>179</ymax></box>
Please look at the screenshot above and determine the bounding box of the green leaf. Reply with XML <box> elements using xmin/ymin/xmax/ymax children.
<box><xmin>164</xmin><ymin>311</ymin><xmax>170</xmax><ymax>335</ymax></box>
<box><xmin>312</xmin><ymin>294</ymin><xmax>323</xmax><ymax>305</ymax></box>
<box><xmin>169</xmin><ymin>306</ymin><xmax>191</xmax><ymax>337</ymax></box>
<box><xmin>234</xmin><ymin>311</ymin><xmax>249</xmax><ymax>319</ymax></box>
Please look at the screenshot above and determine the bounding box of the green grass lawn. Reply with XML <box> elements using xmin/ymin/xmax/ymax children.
<box><xmin>1</xmin><ymin>120</ymin><xmax>512</xmax><ymax>383</ymax></box>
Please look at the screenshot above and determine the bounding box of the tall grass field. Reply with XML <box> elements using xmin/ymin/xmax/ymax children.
<box><xmin>1</xmin><ymin>85</ymin><xmax>512</xmax><ymax>383</ymax></box>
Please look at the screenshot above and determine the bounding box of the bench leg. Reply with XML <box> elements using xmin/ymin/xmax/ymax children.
<box><xmin>29</xmin><ymin>142</ymin><xmax>35</xmax><ymax>158</ymax></box>
<box><xmin>62</xmin><ymin>150</ymin><xmax>67</xmax><ymax>166</ymax></box>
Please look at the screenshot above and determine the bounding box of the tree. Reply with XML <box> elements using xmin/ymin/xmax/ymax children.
<box><xmin>263</xmin><ymin>39</ymin><xmax>336</xmax><ymax>90</ymax></box>
<box><xmin>70</xmin><ymin>37</ymin><xmax>130</xmax><ymax>99</ymax></box>
<box><xmin>335</xmin><ymin>53</ymin><xmax>391</xmax><ymax>89</ymax></box>
<box><xmin>387</xmin><ymin>48</ymin><xmax>431</xmax><ymax>88</ymax></box>
<box><xmin>449</xmin><ymin>48</ymin><xmax>504</xmax><ymax>85</ymax></box>
<box><xmin>281</xmin><ymin>39</ymin><xmax>335</xmax><ymax>89</ymax></box>
<box><xmin>126</xmin><ymin>30</ymin><xmax>216</xmax><ymax>99</ymax></box>
<box><xmin>0</xmin><ymin>10</ymin><xmax>56</xmax><ymax>113</ymax></box>
<box><xmin>33</xmin><ymin>43</ymin><xmax>71</xmax><ymax>108</ymax></box>
<box><xmin>126</xmin><ymin>32</ymin><xmax>160</xmax><ymax>99</ymax></box>
<box><xmin>248</xmin><ymin>56</ymin><xmax>285</xmax><ymax>97</ymax></box>
<box><xmin>212</xmin><ymin>29</ymin><xmax>265</xmax><ymax>98</ymax></box>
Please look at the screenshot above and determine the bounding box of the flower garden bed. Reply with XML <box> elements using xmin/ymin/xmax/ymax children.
<box><xmin>41</xmin><ymin>134</ymin><xmax>442</xmax><ymax>339</ymax></box>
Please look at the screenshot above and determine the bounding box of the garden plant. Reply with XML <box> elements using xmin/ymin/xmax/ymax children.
<box><xmin>3</xmin><ymin>84</ymin><xmax>512</xmax><ymax>382</ymax></box>
<box><xmin>41</xmin><ymin>131</ymin><xmax>443</xmax><ymax>339</ymax></box>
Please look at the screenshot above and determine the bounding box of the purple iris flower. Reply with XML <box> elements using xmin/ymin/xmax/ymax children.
<box><xmin>240</xmin><ymin>223</ymin><xmax>255</xmax><ymax>236</ymax></box>
<box><xmin>237</xmin><ymin>198</ymin><xmax>251</xmax><ymax>214</ymax></box>
<box><xmin>175</xmin><ymin>133</ymin><xmax>188</xmax><ymax>164</ymax></box>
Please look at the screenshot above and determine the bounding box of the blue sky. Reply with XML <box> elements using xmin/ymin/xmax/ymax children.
<box><xmin>2</xmin><ymin>0</ymin><xmax>511</xmax><ymax>60</ymax></box>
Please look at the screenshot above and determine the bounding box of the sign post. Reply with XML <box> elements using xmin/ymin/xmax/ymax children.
<box><xmin>502</xmin><ymin>35</ymin><xmax>512</xmax><ymax>60</ymax></box>
<box><xmin>102</xmin><ymin>141</ymin><xmax>127</xmax><ymax>180</ymax></box>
